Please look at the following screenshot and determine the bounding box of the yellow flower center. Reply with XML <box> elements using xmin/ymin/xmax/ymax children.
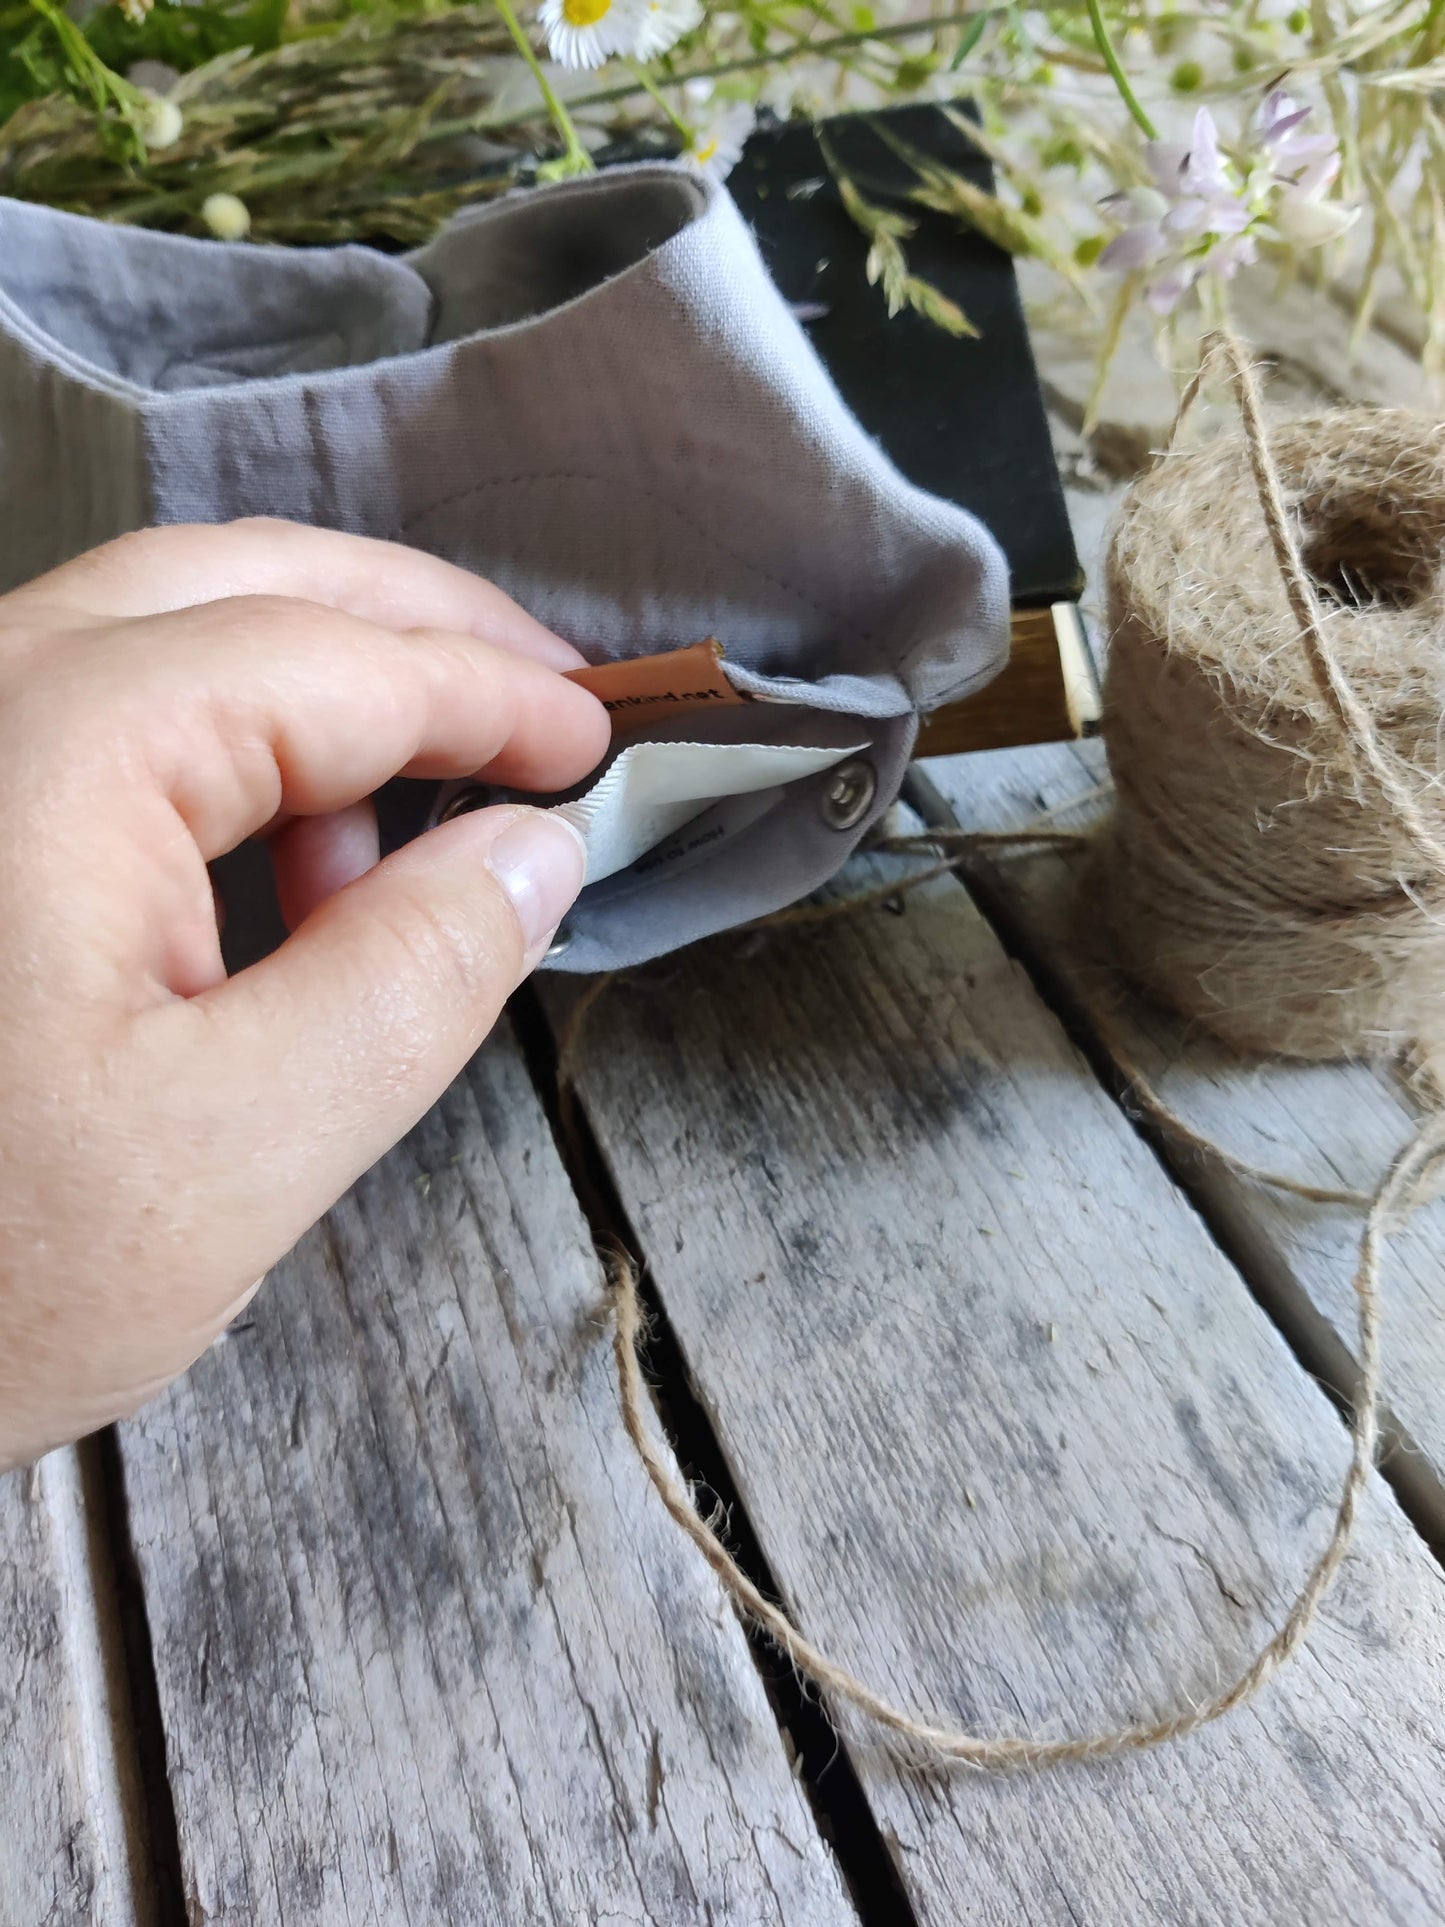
<box><xmin>563</xmin><ymin>0</ymin><xmax>611</xmax><ymax>25</ymax></box>
<box><xmin>694</xmin><ymin>137</ymin><xmax>719</xmax><ymax>164</ymax></box>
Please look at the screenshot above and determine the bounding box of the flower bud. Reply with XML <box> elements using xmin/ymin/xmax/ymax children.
<box><xmin>1124</xmin><ymin>186</ymin><xmax>1170</xmax><ymax>223</ymax></box>
<box><xmin>1272</xmin><ymin>189</ymin><xmax>1358</xmax><ymax>247</ymax></box>
<box><xmin>138</xmin><ymin>93</ymin><xmax>183</xmax><ymax>152</ymax></box>
<box><xmin>201</xmin><ymin>193</ymin><xmax>252</xmax><ymax>242</ymax></box>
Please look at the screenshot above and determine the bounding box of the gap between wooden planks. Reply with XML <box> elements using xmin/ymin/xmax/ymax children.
<box><xmin>111</xmin><ymin>1030</ymin><xmax>855</xmax><ymax>1927</ymax></box>
<box><xmin>538</xmin><ymin>834</ymin><xmax>1445</xmax><ymax>1927</ymax></box>
<box><xmin>0</xmin><ymin>1448</ymin><xmax>155</xmax><ymax>1926</ymax></box>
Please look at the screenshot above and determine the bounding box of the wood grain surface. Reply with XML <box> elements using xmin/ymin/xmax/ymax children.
<box><xmin>0</xmin><ymin>1449</ymin><xmax>150</xmax><ymax>1925</ymax></box>
<box><xmin>543</xmin><ymin>854</ymin><xmax>1445</xmax><ymax>1925</ymax></box>
<box><xmin>114</xmin><ymin>1029</ymin><xmax>853</xmax><ymax>1926</ymax></box>
<box><xmin>918</xmin><ymin>733</ymin><xmax>1445</xmax><ymax>1537</ymax></box>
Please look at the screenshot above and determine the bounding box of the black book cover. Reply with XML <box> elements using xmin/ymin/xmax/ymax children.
<box><xmin>728</xmin><ymin>103</ymin><xmax>1081</xmax><ymax>608</ymax></box>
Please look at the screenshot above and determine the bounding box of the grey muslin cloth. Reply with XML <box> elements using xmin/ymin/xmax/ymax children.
<box><xmin>0</xmin><ymin>165</ymin><xmax>1009</xmax><ymax>970</ymax></box>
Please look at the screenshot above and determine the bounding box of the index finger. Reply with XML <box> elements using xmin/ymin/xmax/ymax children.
<box><xmin>11</xmin><ymin>517</ymin><xmax>585</xmax><ymax>669</ymax></box>
<box><xmin>55</xmin><ymin>596</ymin><xmax>611</xmax><ymax>863</ymax></box>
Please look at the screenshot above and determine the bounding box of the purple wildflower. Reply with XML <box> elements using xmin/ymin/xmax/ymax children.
<box><xmin>1099</xmin><ymin>93</ymin><xmax>1355</xmax><ymax>313</ymax></box>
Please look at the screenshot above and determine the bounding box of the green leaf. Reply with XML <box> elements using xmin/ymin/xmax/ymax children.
<box><xmin>18</xmin><ymin>0</ymin><xmax>147</xmax><ymax>157</ymax></box>
<box><xmin>84</xmin><ymin>0</ymin><xmax>288</xmax><ymax>75</ymax></box>
<box><xmin>2</xmin><ymin>23</ymin><xmax>65</xmax><ymax>121</ymax></box>
<box><xmin>950</xmin><ymin>8</ymin><xmax>993</xmax><ymax>71</ymax></box>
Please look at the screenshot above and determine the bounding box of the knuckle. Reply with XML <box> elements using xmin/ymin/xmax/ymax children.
<box><xmin>209</xmin><ymin>592</ymin><xmax>334</xmax><ymax>646</ymax></box>
<box><xmin>219</xmin><ymin>590</ymin><xmax>306</xmax><ymax>626</ymax></box>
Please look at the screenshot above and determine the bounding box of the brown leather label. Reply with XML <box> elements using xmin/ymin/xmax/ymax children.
<box><xmin>565</xmin><ymin>639</ymin><xmax>749</xmax><ymax>730</ymax></box>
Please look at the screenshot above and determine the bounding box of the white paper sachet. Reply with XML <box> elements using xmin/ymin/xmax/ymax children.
<box><xmin>554</xmin><ymin>738</ymin><xmax>868</xmax><ymax>885</ymax></box>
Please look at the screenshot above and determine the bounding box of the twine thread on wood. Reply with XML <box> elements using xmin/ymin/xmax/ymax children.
<box><xmin>559</xmin><ymin>836</ymin><xmax>1417</xmax><ymax>1769</ymax></box>
<box><xmin>609</xmin><ymin>1107</ymin><xmax>1400</xmax><ymax>1766</ymax></box>
<box><xmin>568</xmin><ymin>332</ymin><xmax>1445</xmax><ymax>1767</ymax></box>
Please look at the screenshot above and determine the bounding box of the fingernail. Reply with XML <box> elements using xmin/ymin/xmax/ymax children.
<box><xmin>526</xmin><ymin>629</ymin><xmax>592</xmax><ymax>672</ymax></box>
<box><xmin>486</xmin><ymin>809</ymin><xmax>587</xmax><ymax>955</ymax></box>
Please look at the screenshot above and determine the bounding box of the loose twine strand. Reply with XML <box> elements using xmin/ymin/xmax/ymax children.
<box><xmin>565</xmin><ymin>328</ymin><xmax>1441</xmax><ymax>1768</ymax></box>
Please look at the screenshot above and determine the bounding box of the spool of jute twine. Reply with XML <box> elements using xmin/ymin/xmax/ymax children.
<box><xmin>565</xmin><ymin>331</ymin><xmax>1445</xmax><ymax>1770</ymax></box>
<box><xmin>1098</xmin><ymin>349</ymin><xmax>1445</xmax><ymax>1062</ymax></box>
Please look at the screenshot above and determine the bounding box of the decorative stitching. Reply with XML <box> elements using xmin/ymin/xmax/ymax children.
<box><xmin>393</xmin><ymin>469</ymin><xmax>875</xmax><ymax>644</ymax></box>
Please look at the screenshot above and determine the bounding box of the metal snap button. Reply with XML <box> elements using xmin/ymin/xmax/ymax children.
<box><xmin>820</xmin><ymin>757</ymin><xmax>877</xmax><ymax>831</ymax></box>
<box><xmin>545</xmin><ymin>923</ymin><xmax>574</xmax><ymax>959</ymax></box>
<box><xmin>436</xmin><ymin>784</ymin><xmax>488</xmax><ymax>824</ymax></box>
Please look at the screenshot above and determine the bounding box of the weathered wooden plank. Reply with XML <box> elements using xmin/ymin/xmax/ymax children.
<box><xmin>919</xmin><ymin>734</ymin><xmax>1445</xmax><ymax>1526</ymax></box>
<box><xmin>545</xmin><ymin>857</ymin><xmax>1445</xmax><ymax>1925</ymax></box>
<box><xmin>116</xmin><ymin>1025</ymin><xmax>852</xmax><ymax>1927</ymax></box>
<box><xmin>0</xmin><ymin>1448</ymin><xmax>150</xmax><ymax>1926</ymax></box>
<box><xmin>915</xmin><ymin>277</ymin><xmax>1445</xmax><ymax>1526</ymax></box>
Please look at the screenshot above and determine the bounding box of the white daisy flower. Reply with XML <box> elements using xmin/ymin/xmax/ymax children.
<box><xmin>538</xmin><ymin>0</ymin><xmax>646</xmax><ymax>70</ymax></box>
<box><xmin>633</xmin><ymin>0</ymin><xmax>703</xmax><ymax>60</ymax></box>
<box><xmin>682</xmin><ymin>100</ymin><xmax>754</xmax><ymax>181</ymax></box>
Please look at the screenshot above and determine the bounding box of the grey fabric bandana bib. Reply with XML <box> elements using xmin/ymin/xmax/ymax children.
<box><xmin>0</xmin><ymin>164</ymin><xmax>1010</xmax><ymax>969</ymax></box>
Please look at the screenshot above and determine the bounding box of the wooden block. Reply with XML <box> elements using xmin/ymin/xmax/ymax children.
<box><xmin>914</xmin><ymin>603</ymin><xmax>1101</xmax><ymax>760</ymax></box>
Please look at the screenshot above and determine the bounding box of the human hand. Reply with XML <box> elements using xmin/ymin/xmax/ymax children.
<box><xmin>0</xmin><ymin>519</ymin><xmax>609</xmax><ymax>1470</ymax></box>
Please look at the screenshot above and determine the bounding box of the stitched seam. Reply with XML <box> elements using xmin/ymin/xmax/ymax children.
<box><xmin>393</xmin><ymin>470</ymin><xmax>874</xmax><ymax>644</ymax></box>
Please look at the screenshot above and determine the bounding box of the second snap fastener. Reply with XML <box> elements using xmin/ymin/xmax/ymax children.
<box><xmin>820</xmin><ymin>758</ymin><xmax>877</xmax><ymax>831</ymax></box>
<box><xmin>436</xmin><ymin>784</ymin><xmax>488</xmax><ymax>825</ymax></box>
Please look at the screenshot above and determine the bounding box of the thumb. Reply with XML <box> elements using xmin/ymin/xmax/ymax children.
<box><xmin>187</xmin><ymin>804</ymin><xmax>585</xmax><ymax>1225</ymax></box>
